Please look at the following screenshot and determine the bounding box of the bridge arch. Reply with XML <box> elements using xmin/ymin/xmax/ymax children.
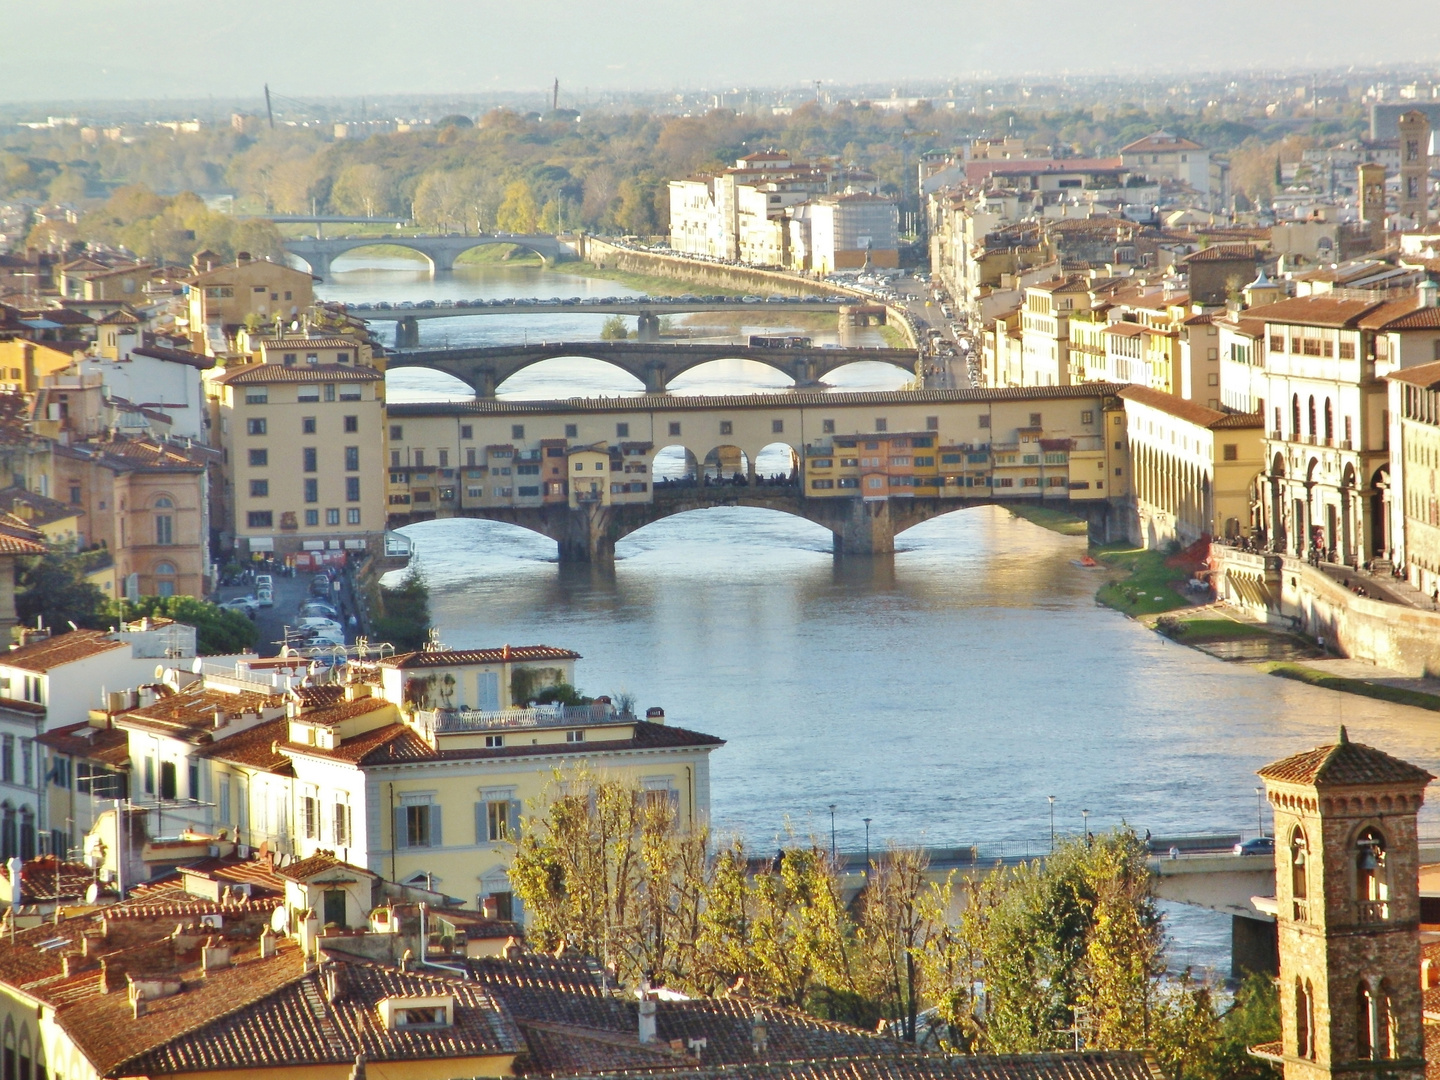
<box><xmin>493</xmin><ymin>355</ymin><xmax>646</xmax><ymax>398</ymax></box>
<box><xmin>700</xmin><ymin>444</ymin><xmax>750</xmax><ymax>484</ymax></box>
<box><xmin>813</xmin><ymin>356</ymin><xmax>919</xmax><ymax>385</ymax></box>
<box><xmin>752</xmin><ymin>441</ymin><xmax>800</xmax><ymax>484</ymax></box>
<box><xmin>309</xmin><ymin>241</ymin><xmax>443</xmax><ymax>274</ymax></box>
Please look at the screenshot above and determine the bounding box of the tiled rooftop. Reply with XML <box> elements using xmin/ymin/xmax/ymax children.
<box><xmin>0</xmin><ymin>629</ymin><xmax>126</xmax><ymax>673</ymax></box>
<box><xmin>1259</xmin><ymin>727</ymin><xmax>1435</xmax><ymax>787</ymax></box>
<box><xmin>385</xmin><ymin>645</ymin><xmax>581</xmax><ymax>670</ymax></box>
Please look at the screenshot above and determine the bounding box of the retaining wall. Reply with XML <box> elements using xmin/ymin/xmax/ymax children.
<box><xmin>1216</xmin><ymin>548</ymin><xmax>1440</xmax><ymax>676</ymax></box>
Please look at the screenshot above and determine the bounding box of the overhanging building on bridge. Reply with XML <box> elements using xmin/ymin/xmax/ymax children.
<box><xmin>382</xmin><ymin>386</ymin><xmax>1132</xmax><ymax>561</ymax></box>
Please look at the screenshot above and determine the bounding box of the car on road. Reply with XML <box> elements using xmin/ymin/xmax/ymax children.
<box><xmin>300</xmin><ymin>602</ymin><xmax>340</xmax><ymax>621</ymax></box>
<box><xmin>1234</xmin><ymin>836</ymin><xmax>1274</xmax><ymax>857</ymax></box>
<box><xmin>218</xmin><ymin>596</ymin><xmax>259</xmax><ymax>618</ymax></box>
<box><xmin>256</xmin><ymin>585</ymin><xmax>274</xmax><ymax>608</ymax></box>
<box><xmin>255</xmin><ymin>574</ymin><xmax>273</xmax><ymax>589</ymax></box>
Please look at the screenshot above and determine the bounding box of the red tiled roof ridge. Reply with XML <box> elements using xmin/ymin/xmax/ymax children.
<box><xmin>385</xmin><ymin>644</ymin><xmax>581</xmax><ymax>669</ymax></box>
<box><xmin>1259</xmin><ymin>729</ymin><xmax>1434</xmax><ymax>787</ymax></box>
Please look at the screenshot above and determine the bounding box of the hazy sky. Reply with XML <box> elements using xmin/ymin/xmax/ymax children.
<box><xmin>4</xmin><ymin>0</ymin><xmax>1440</xmax><ymax>103</ymax></box>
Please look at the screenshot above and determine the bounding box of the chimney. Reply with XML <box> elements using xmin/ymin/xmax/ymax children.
<box><xmin>638</xmin><ymin>989</ymin><xmax>658</xmax><ymax>1045</ymax></box>
<box><xmin>645</xmin><ymin>707</ymin><xmax>665</xmax><ymax>724</ymax></box>
<box><xmin>201</xmin><ymin>939</ymin><xmax>231</xmax><ymax>973</ymax></box>
<box><xmin>259</xmin><ymin>928</ymin><xmax>276</xmax><ymax>958</ymax></box>
<box><xmin>751</xmin><ymin>1013</ymin><xmax>768</xmax><ymax>1055</ymax></box>
<box><xmin>399</xmin><ymin>948</ymin><xmax>412</xmax><ymax>973</ymax></box>
<box><xmin>132</xmin><ymin>995</ymin><xmax>146</xmax><ymax>1019</ymax></box>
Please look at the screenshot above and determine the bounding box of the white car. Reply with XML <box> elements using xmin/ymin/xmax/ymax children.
<box><xmin>256</xmin><ymin>586</ymin><xmax>274</xmax><ymax>607</ymax></box>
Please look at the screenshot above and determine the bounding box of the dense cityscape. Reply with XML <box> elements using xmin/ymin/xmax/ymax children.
<box><xmin>1</xmin><ymin>12</ymin><xmax>1440</xmax><ymax>1080</ymax></box>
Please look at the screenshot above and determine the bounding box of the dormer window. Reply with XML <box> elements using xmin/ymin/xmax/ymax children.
<box><xmin>379</xmin><ymin>995</ymin><xmax>453</xmax><ymax>1029</ymax></box>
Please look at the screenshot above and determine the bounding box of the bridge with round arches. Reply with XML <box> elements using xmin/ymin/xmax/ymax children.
<box><xmin>283</xmin><ymin>233</ymin><xmax>575</xmax><ymax>278</ymax></box>
<box><xmin>384</xmin><ymin>341</ymin><xmax>922</xmax><ymax>396</ymax></box>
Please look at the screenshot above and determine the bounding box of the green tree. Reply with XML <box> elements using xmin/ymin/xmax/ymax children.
<box><xmin>331</xmin><ymin>162</ymin><xmax>392</xmax><ymax>218</ymax></box>
<box><xmin>599</xmin><ymin>314</ymin><xmax>628</xmax><ymax>340</ymax></box>
<box><xmin>101</xmin><ymin>595</ymin><xmax>257</xmax><ymax>655</ymax></box>
<box><xmin>13</xmin><ymin>546</ymin><xmax>107</xmax><ymax>634</ymax></box>
<box><xmin>858</xmin><ymin>845</ymin><xmax>936</xmax><ymax>1041</ymax></box>
<box><xmin>371</xmin><ymin>568</ymin><xmax>430</xmax><ymax>651</ymax></box>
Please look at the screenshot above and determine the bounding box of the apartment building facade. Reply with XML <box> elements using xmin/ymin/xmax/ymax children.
<box><xmin>211</xmin><ymin>343</ymin><xmax>386</xmax><ymax>560</ymax></box>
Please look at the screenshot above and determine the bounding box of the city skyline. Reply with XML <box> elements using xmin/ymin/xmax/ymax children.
<box><xmin>4</xmin><ymin>0</ymin><xmax>1440</xmax><ymax>103</ymax></box>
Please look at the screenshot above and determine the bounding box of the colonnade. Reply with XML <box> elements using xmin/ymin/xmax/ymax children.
<box><xmin>1131</xmin><ymin>443</ymin><xmax>1214</xmax><ymax>546</ymax></box>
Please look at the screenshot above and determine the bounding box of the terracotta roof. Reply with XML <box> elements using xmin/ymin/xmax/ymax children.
<box><xmin>0</xmin><ymin>512</ymin><xmax>46</xmax><ymax>556</ymax></box>
<box><xmin>273</xmin><ymin>850</ymin><xmax>376</xmax><ymax>883</ymax></box>
<box><xmin>385</xmin><ymin>386</ymin><xmax>1127</xmax><ymax>420</ymax></box>
<box><xmin>0</xmin><ymin>856</ymin><xmax>104</xmax><ymax>903</ymax></box>
<box><xmin>294</xmin><ymin>694</ymin><xmax>396</xmax><ymax>729</ymax></box>
<box><xmin>0</xmin><ymin>630</ymin><xmax>126</xmax><ymax>673</ymax></box>
<box><xmin>1389</xmin><ymin>360</ymin><xmax>1440</xmax><ymax>389</ymax></box>
<box><xmin>116</xmin><ymin>686</ymin><xmax>284</xmax><ymax>742</ymax></box>
<box><xmin>131</xmin><ymin>345</ymin><xmax>215</xmax><ymax>370</ymax></box>
<box><xmin>1215</xmin><ymin>316</ymin><xmax>1266</xmax><ymax>340</ymax></box>
<box><xmin>0</xmin><ymin>486</ymin><xmax>82</xmax><ymax>528</ymax></box>
<box><xmin>1182</xmin><ymin>244</ymin><xmax>1257</xmax><ymax>263</ymax></box>
<box><xmin>1118</xmin><ymin>386</ymin><xmax>1263</xmax><ymax>431</ymax></box>
<box><xmin>1359</xmin><ymin>300</ymin><xmax>1440</xmax><ymax>331</ymax></box>
<box><xmin>56</xmin><ymin>438</ymin><xmax>209</xmax><ymax>474</ymax></box>
<box><xmin>259</xmin><ymin>337</ymin><xmax>366</xmax><ymax>350</ymax></box>
<box><xmin>36</xmin><ymin>720</ymin><xmax>129</xmax><ymax>764</ymax></box>
<box><xmin>103</xmin><ymin>955</ymin><xmax>524</xmax><ymax>1077</ymax></box>
<box><xmin>384</xmin><ymin>645</ymin><xmax>581</xmax><ymax>670</ymax></box>
<box><xmin>213</xmin><ymin>363</ymin><xmax>382</xmax><ymax>385</ymax></box>
<box><xmin>1258</xmin><ymin>727</ymin><xmax>1435</xmax><ymax>787</ymax></box>
<box><xmin>541</xmin><ymin>1053</ymin><xmax>1166</xmax><ymax>1080</ymax></box>
<box><xmin>197</xmin><ymin>716</ymin><xmax>292</xmax><ymax>771</ymax></box>
<box><xmin>173</xmin><ymin>855</ymin><xmax>286</xmax><ymax>896</ymax></box>
<box><xmin>284</xmin><ymin>721</ymin><xmax>723</xmax><ymax>768</ymax></box>
<box><xmin>0</xmin><ymin>698</ymin><xmax>49</xmax><ymax>717</ymax></box>
<box><xmin>1255</xmin><ymin>296</ymin><xmax>1383</xmax><ymax>328</ymax></box>
<box><xmin>1120</xmin><ymin>131</ymin><xmax>1206</xmax><ymax>154</ymax></box>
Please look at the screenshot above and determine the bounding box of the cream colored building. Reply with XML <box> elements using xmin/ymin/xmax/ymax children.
<box><xmin>1120</xmin><ymin>384</ymin><xmax>1264</xmax><ymax>548</ymax></box>
<box><xmin>186</xmin><ymin>255</ymin><xmax>315</xmax><ymax>354</ymax></box>
<box><xmin>1019</xmin><ymin>277</ymin><xmax>1091</xmax><ymax>387</ymax></box>
<box><xmin>1387</xmin><ymin>360</ymin><xmax>1440</xmax><ymax>600</ymax></box>
<box><xmin>211</xmin><ymin>344</ymin><xmax>386</xmax><ymax>560</ymax></box>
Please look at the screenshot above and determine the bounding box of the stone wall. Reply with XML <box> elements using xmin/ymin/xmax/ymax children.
<box><xmin>1216</xmin><ymin>548</ymin><xmax>1440</xmax><ymax>676</ymax></box>
<box><xmin>578</xmin><ymin>236</ymin><xmax>920</xmax><ymax>350</ymax></box>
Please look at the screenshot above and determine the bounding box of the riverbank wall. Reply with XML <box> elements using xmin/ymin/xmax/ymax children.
<box><xmin>577</xmin><ymin>236</ymin><xmax>921</xmax><ymax>350</ymax></box>
<box><xmin>1215</xmin><ymin>548</ymin><xmax>1440</xmax><ymax>676</ymax></box>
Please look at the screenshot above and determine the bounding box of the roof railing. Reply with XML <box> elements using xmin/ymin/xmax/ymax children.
<box><xmin>415</xmin><ymin>702</ymin><xmax>622</xmax><ymax>734</ymax></box>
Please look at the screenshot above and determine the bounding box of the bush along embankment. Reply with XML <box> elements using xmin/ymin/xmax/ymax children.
<box><xmin>370</xmin><ymin>569</ymin><xmax>432</xmax><ymax>652</ymax></box>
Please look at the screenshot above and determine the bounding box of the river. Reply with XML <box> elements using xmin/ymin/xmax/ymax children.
<box><xmin>318</xmin><ymin>253</ymin><xmax>1440</xmax><ymax>976</ymax></box>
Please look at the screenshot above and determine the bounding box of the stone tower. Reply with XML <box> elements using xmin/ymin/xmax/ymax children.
<box><xmin>1398</xmin><ymin>110</ymin><xmax>1431</xmax><ymax>228</ymax></box>
<box><xmin>1358</xmin><ymin>163</ymin><xmax>1388</xmax><ymax>252</ymax></box>
<box><xmin>1259</xmin><ymin>728</ymin><xmax>1433</xmax><ymax>1080</ymax></box>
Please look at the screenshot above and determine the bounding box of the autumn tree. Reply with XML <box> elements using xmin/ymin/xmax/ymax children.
<box><xmin>332</xmin><ymin>162</ymin><xmax>392</xmax><ymax>218</ymax></box>
<box><xmin>496</xmin><ymin>179</ymin><xmax>540</xmax><ymax>233</ymax></box>
<box><xmin>858</xmin><ymin>845</ymin><xmax>937</xmax><ymax>1042</ymax></box>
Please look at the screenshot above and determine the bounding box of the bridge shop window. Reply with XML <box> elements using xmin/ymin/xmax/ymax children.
<box><xmin>720</xmin><ymin>421</ymin><xmax>733</xmax><ymax>435</ymax></box>
<box><xmin>823</xmin><ymin>419</ymin><xmax>835</xmax><ymax>434</ymax></box>
<box><xmin>461</xmin><ymin>425</ymin><xmax>473</xmax><ymax>439</ymax></box>
<box><xmin>565</xmin><ymin>424</ymin><xmax>578</xmax><ymax>438</ymax></box>
<box><xmin>391</xmin><ymin>425</ymin><xmax>403</xmax><ymax>439</ymax></box>
<box><xmin>283</xmin><ymin>352</ymin><xmax>297</xmax><ymax>365</ymax></box>
<box><xmin>772</xmin><ymin>420</ymin><xmax>784</xmax><ymax>434</ymax></box>
<box><xmin>926</xmin><ymin>416</ymin><xmax>939</xmax><ymax>431</ymax></box>
<box><xmin>669</xmin><ymin>422</ymin><xmax>682</xmax><ymax>436</ymax></box>
<box><xmin>874</xmin><ymin>418</ymin><xmax>887</xmax><ymax>432</ymax></box>
<box><xmin>512</xmin><ymin>425</ymin><xmax>525</xmax><ymax>439</ymax></box>
<box><xmin>616</xmin><ymin>423</ymin><xmax>630</xmax><ymax>438</ymax></box>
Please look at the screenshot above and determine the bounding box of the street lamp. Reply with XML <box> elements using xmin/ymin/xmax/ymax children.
<box><xmin>1081</xmin><ymin>809</ymin><xmax>1090</xmax><ymax>842</ymax></box>
<box><xmin>828</xmin><ymin>804</ymin><xmax>837</xmax><ymax>860</ymax></box>
<box><xmin>863</xmin><ymin>817</ymin><xmax>872</xmax><ymax>878</ymax></box>
<box><xmin>1048</xmin><ymin>796</ymin><xmax>1056</xmax><ymax>853</ymax></box>
<box><xmin>1255</xmin><ymin>786</ymin><xmax>1266</xmax><ymax>837</ymax></box>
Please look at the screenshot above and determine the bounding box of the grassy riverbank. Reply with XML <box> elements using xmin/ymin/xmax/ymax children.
<box><xmin>1006</xmin><ymin>505</ymin><xmax>1088</xmax><ymax>536</ymax></box>
<box><xmin>1258</xmin><ymin>662</ymin><xmax>1440</xmax><ymax>712</ymax></box>
<box><xmin>1093</xmin><ymin>545</ymin><xmax>1190</xmax><ymax>615</ymax></box>
<box><xmin>548</xmin><ymin>260</ymin><xmax>752</xmax><ymax>297</ymax></box>
<box><xmin>1153</xmin><ymin>616</ymin><xmax>1273</xmax><ymax>644</ymax></box>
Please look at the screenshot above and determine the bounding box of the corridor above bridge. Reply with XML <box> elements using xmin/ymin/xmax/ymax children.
<box><xmin>383</xmin><ymin>340</ymin><xmax>923</xmax><ymax>395</ymax></box>
<box><xmin>381</xmin><ymin>384</ymin><xmax>1132</xmax><ymax>560</ymax></box>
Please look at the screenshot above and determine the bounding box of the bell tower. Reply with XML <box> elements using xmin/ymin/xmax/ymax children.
<box><xmin>1259</xmin><ymin>728</ymin><xmax>1433</xmax><ymax>1080</ymax></box>
<box><xmin>1398</xmin><ymin>110</ymin><xmax>1431</xmax><ymax>229</ymax></box>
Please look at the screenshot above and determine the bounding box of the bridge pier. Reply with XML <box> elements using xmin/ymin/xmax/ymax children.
<box><xmin>1231</xmin><ymin>914</ymin><xmax>1278</xmax><ymax>978</ymax></box>
<box><xmin>642</xmin><ymin>362</ymin><xmax>669</xmax><ymax>395</ymax></box>
<box><xmin>430</xmin><ymin>252</ymin><xmax>455</xmax><ymax>273</ymax></box>
<box><xmin>835</xmin><ymin>498</ymin><xmax>895</xmax><ymax>556</ymax></box>
<box><xmin>555</xmin><ymin>505</ymin><xmax>616</xmax><ymax>565</ymax></box>
<box><xmin>306</xmin><ymin>253</ymin><xmax>332</xmax><ymax>280</ymax></box>
<box><xmin>789</xmin><ymin>355</ymin><xmax>823</xmax><ymax>388</ymax></box>
<box><xmin>396</xmin><ymin>317</ymin><xmax>421</xmax><ymax>349</ymax></box>
<box><xmin>636</xmin><ymin>312</ymin><xmax>661</xmax><ymax>343</ymax></box>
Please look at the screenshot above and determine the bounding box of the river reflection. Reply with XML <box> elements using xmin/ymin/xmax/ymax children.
<box><xmin>325</xmin><ymin>261</ymin><xmax>1440</xmax><ymax>977</ymax></box>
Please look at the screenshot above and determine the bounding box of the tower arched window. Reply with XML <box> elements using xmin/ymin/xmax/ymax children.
<box><xmin>1308</xmin><ymin>395</ymin><xmax>1317</xmax><ymax>437</ymax></box>
<box><xmin>1324</xmin><ymin>398</ymin><xmax>1334</xmax><ymax>444</ymax></box>
<box><xmin>1357</xmin><ymin>827</ymin><xmax>1389</xmax><ymax>921</ymax></box>
<box><xmin>1292</xmin><ymin>394</ymin><xmax>1301</xmax><ymax>437</ymax></box>
<box><xmin>1291</xmin><ymin>827</ymin><xmax>1309</xmax><ymax>920</ymax></box>
<box><xmin>1358</xmin><ymin>980</ymin><xmax>1393</xmax><ymax>1059</ymax></box>
<box><xmin>1296</xmin><ymin>978</ymin><xmax>1314</xmax><ymax>1059</ymax></box>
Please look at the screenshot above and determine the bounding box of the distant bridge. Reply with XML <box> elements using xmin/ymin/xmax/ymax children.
<box><xmin>384</xmin><ymin>341</ymin><xmax>922</xmax><ymax>396</ymax></box>
<box><xmin>356</xmin><ymin>299</ymin><xmax>847</xmax><ymax>322</ymax></box>
<box><xmin>283</xmin><ymin>233</ymin><xmax>575</xmax><ymax>277</ymax></box>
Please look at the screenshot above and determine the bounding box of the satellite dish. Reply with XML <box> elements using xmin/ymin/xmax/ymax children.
<box><xmin>271</xmin><ymin>905</ymin><xmax>289</xmax><ymax>935</ymax></box>
<box><xmin>154</xmin><ymin>665</ymin><xmax>166</xmax><ymax>680</ymax></box>
<box><xmin>85</xmin><ymin>883</ymin><xmax>100</xmax><ymax>904</ymax></box>
<box><xmin>191</xmin><ymin>657</ymin><xmax>204</xmax><ymax>674</ymax></box>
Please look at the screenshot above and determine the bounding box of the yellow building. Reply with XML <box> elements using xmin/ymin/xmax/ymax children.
<box><xmin>211</xmin><ymin>346</ymin><xmax>386</xmax><ymax>561</ymax></box>
<box><xmin>186</xmin><ymin>256</ymin><xmax>316</xmax><ymax>353</ymax></box>
<box><xmin>1388</xmin><ymin>360</ymin><xmax>1440</xmax><ymax>600</ymax></box>
<box><xmin>0</xmin><ymin>339</ymin><xmax>84</xmax><ymax>393</ymax></box>
<box><xmin>1120</xmin><ymin>384</ymin><xmax>1265</xmax><ymax>548</ymax></box>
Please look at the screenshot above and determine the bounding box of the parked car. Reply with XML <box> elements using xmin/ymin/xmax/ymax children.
<box><xmin>256</xmin><ymin>586</ymin><xmax>274</xmax><ymax>608</ymax></box>
<box><xmin>218</xmin><ymin>596</ymin><xmax>259</xmax><ymax>617</ymax></box>
<box><xmin>300</xmin><ymin>602</ymin><xmax>340</xmax><ymax>621</ymax></box>
<box><xmin>1234</xmin><ymin>836</ymin><xmax>1275</xmax><ymax>857</ymax></box>
<box><xmin>255</xmin><ymin>574</ymin><xmax>273</xmax><ymax>590</ymax></box>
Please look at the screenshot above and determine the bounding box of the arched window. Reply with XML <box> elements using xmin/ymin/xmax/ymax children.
<box><xmin>154</xmin><ymin>495</ymin><xmax>174</xmax><ymax>546</ymax></box>
<box><xmin>153</xmin><ymin>562</ymin><xmax>176</xmax><ymax>599</ymax></box>
<box><xmin>153</xmin><ymin>496</ymin><xmax>173</xmax><ymax>509</ymax></box>
<box><xmin>1381</xmin><ymin>979</ymin><xmax>1398</xmax><ymax>1059</ymax></box>
<box><xmin>1357</xmin><ymin>827</ymin><xmax>1389</xmax><ymax>921</ymax></box>
<box><xmin>1292</xmin><ymin>394</ymin><xmax>1301</xmax><ymax>437</ymax></box>
<box><xmin>1296</xmin><ymin>979</ymin><xmax>1312</xmax><ymax>1058</ymax></box>
<box><xmin>1324</xmin><ymin>399</ymin><xmax>1334</xmax><ymax>444</ymax></box>
<box><xmin>1291</xmin><ymin>827</ymin><xmax>1309</xmax><ymax>919</ymax></box>
<box><xmin>1308</xmin><ymin>396</ymin><xmax>1317</xmax><ymax>437</ymax></box>
<box><xmin>18</xmin><ymin>807</ymin><xmax>33</xmax><ymax>861</ymax></box>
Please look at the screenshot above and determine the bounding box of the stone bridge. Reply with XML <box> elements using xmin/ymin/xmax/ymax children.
<box><xmin>384</xmin><ymin>341</ymin><xmax>922</xmax><ymax>396</ymax></box>
<box><xmin>283</xmin><ymin>233</ymin><xmax>575</xmax><ymax>278</ymax></box>
<box><xmin>388</xmin><ymin>484</ymin><xmax>1121</xmax><ymax>562</ymax></box>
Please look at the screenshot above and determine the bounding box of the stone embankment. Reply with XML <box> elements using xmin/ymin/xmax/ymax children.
<box><xmin>1215</xmin><ymin>547</ymin><xmax>1440</xmax><ymax>677</ymax></box>
<box><xmin>576</xmin><ymin>236</ymin><xmax>921</xmax><ymax>351</ymax></box>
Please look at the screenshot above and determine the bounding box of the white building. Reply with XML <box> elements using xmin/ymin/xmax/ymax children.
<box><xmin>76</xmin><ymin>344</ymin><xmax>213</xmax><ymax>440</ymax></box>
